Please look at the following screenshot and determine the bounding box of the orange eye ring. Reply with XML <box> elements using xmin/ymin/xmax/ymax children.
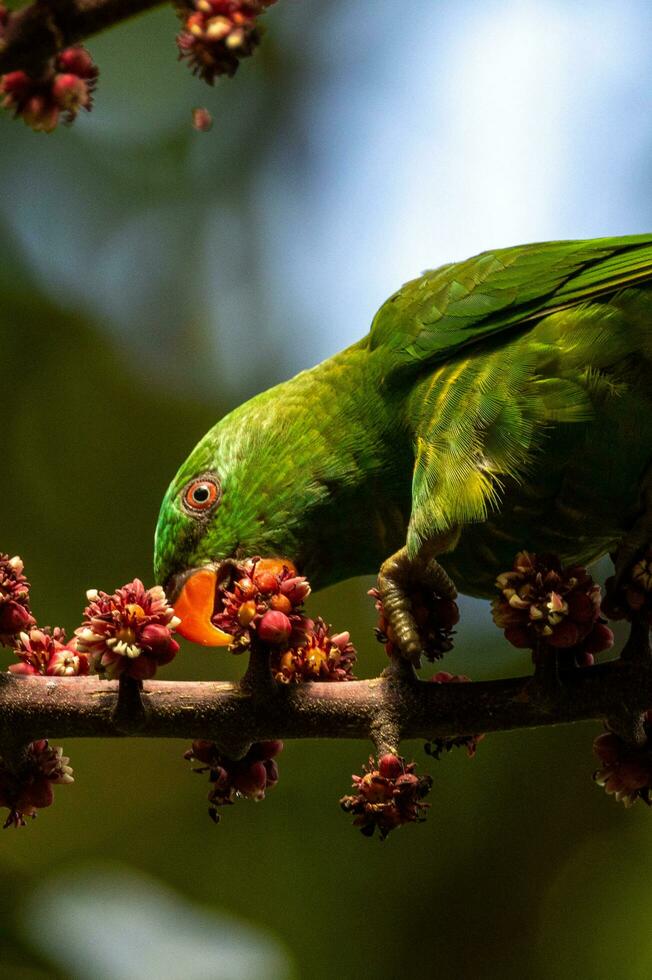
<box><xmin>182</xmin><ymin>477</ymin><xmax>220</xmax><ymax>514</ymax></box>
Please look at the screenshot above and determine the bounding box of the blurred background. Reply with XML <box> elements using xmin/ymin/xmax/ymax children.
<box><xmin>1</xmin><ymin>0</ymin><xmax>652</xmax><ymax>976</ymax></box>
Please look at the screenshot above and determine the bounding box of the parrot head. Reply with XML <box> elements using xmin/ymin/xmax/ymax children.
<box><xmin>153</xmin><ymin>388</ymin><xmax>335</xmax><ymax>646</ymax></box>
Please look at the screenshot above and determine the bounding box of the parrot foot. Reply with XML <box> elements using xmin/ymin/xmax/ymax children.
<box><xmin>377</xmin><ymin>544</ymin><xmax>458</xmax><ymax>666</ymax></box>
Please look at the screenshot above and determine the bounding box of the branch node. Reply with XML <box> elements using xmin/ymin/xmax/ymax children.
<box><xmin>240</xmin><ymin>642</ymin><xmax>276</xmax><ymax>697</ymax></box>
<box><xmin>111</xmin><ymin>674</ymin><xmax>148</xmax><ymax>734</ymax></box>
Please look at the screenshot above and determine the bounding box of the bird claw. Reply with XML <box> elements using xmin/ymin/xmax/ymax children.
<box><xmin>377</xmin><ymin>546</ymin><xmax>458</xmax><ymax>667</ymax></box>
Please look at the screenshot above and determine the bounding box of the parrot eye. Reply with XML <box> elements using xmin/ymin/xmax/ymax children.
<box><xmin>182</xmin><ymin>476</ymin><xmax>221</xmax><ymax>515</ymax></box>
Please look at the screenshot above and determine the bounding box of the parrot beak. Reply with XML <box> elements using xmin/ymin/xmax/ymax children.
<box><xmin>171</xmin><ymin>567</ymin><xmax>234</xmax><ymax>647</ymax></box>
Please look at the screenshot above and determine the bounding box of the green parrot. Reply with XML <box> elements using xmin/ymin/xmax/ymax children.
<box><xmin>154</xmin><ymin>234</ymin><xmax>652</xmax><ymax>655</ymax></box>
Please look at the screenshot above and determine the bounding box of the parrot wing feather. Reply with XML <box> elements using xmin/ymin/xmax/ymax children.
<box><xmin>370</xmin><ymin>235</ymin><xmax>652</xmax><ymax>555</ymax></box>
<box><xmin>368</xmin><ymin>234</ymin><xmax>652</xmax><ymax>367</ymax></box>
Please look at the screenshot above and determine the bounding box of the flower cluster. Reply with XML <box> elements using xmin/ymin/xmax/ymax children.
<box><xmin>185</xmin><ymin>738</ymin><xmax>282</xmax><ymax>822</ymax></box>
<box><xmin>0</xmin><ymin>46</ymin><xmax>98</xmax><ymax>133</ymax></box>
<box><xmin>0</xmin><ymin>554</ymin><xmax>35</xmax><ymax>645</ymax></box>
<box><xmin>176</xmin><ymin>0</ymin><xmax>276</xmax><ymax>84</ymax></box>
<box><xmin>424</xmin><ymin>671</ymin><xmax>484</xmax><ymax>759</ymax></box>
<box><xmin>603</xmin><ymin>547</ymin><xmax>652</xmax><ymax>626</ymax></box>
<box><xmin>10</xmin><ymin>627</ymin><xmax>89</xmax><ymax>677</ymax></box>
<box><xmin>214</xmin><ymin>558</ymin><xmax>310</xmax><ymax>649</ymax></box>
<box><xmin>213</xmin><ymin>558</ymin><xmax>356</xmax><ymax>681</ymax></box>
<box><xmin>492</xmin><ymin>551</ymin><xmax>613</xmax><ymax>665</ymax></box>
<box><xmin>340</xmin><ymin>754</ymin><xmax>433</xmax><ymax>840</ymax></box>
<box><xmin>0</xmin><ymin>740</ymin><xmax>73</xmax><ymax>828</ymax></box>
<box><xmin>369</xmin><ymin>587</ymin><xmax>459</xmax><ymax>666</ymax></box>
<box><xmin>75</xmin><ymin>579</ymin><xmax>180</xmax><ymax>680</ymax></box>
<box><xmin>593</xmin><ymin>718</ymin><xmax>652</xmax><ymax>807</ymax></box>
<box><xmin>273</xmin><ymin>619</ymin><xmax>356</xmax><ymax>684</ymax></box>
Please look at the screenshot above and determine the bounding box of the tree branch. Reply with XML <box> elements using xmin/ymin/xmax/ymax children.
<box><xmin>1</xmin><ymin>656</ymin><xmax>651</xmax><ymax>751</ymax></box>
<box><xmin>0</xmin><ymin>0</ymin><xmax>165</xmax><ymax>76</ymax></box>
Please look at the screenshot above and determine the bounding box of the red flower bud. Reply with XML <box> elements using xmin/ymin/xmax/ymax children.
<box><xmin>503</xmin><ymin>624</ymin><xmax>532</xmax><ymax>649</ymax></box>
<box><xmin>253</xmin><ymin>739</ymin><xmax>284</xmax><ymax>759</ymax></box>
<box><xmin>546</xmin><ymin>620</ymin><xmax>581</xmax><ymax>649</ymax></box>
<box><xmin>257</xmin><ymin>610</ymin><xmax>291</xmax><ymax>644</ymax></box>
<box><xmin>1</xmin><ymin>71</ymin><xmax>31</xmax><ymax>99</ymax></box>
<box><xmin>0</xmin><ymin>601</ymin><xmax>34</xmax><ymax>637</ymax></box>
<box><xmin>192</xmin><ymin>106</ymin><xmax>213</xmax><ymax>132</ymax></box>
<box><xmin>378</xmin><ymin>754</ymin><xmax>403</xmax><ymax>780</ymax></box>
<box><xmin>253</xmin><ymin>570</ymin><xmax>278</xmax><ymax>595</ymax></box>
<box><xmin>52</xmin><ymin>74</ymin><xmax>89</xmax><ymax>110</ymax></box>
<box><xmin>233</xmin><ymin>761</ymin><xmax>267</xmax><ymax>799</ymax></box>
<box><xmin>140</xmin><ymin>623</ymin><xmax>176</xmax><ymax>655</ymax></box>
<box><xmin>270</xmin><ymin>594</ymin><xmax>292</xmax><ymax>614</ymax></box>
<box><xmin>237</xmin><ymin>599</ymin><xmax>257</xmax><ymax>626</ymax></box>
<box><xmin>583</xmin><ymin>622</ymin><xmax>614</xmax><ymax>654</ymax></box>
<box><xmin>279</xmin><ymin>576</ymin><xmax>311</xmax><ymax>605</ymax></box>
<box><xmin>8</xmin><ymin>662</ymin><xmax>38</xmax><ymax>675</ymax></box>
<box><xmin>263</xmin><ymin>758</ymin><xmax>279</xmax><ymax>788</ymax></box>
<box><xmin>57</xmin><ymin>47</ymin><xmax>97</xmax><ymax>79</ymax></box>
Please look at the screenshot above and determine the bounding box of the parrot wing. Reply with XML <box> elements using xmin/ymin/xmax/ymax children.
<box><xmin>367</xmin><ymin>235</ymin><xmax>652</xmax><ymax>554</ymax></box>
<box><xmin>368</xmin><ymin>234</ymin><xmax>652</xmax><ymax>367</ymax></box>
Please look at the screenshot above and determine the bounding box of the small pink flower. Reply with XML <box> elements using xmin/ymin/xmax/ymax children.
<box><xmin>0</xmin><ymin>740</ymin><xmax>73</xmax><ymax>828</ymax></box>
<box><xmin>492</xmin><ymin>552</ymin><xmax>613</xmax><ymax>665</ymax></box>
<box><xmin>212</xmin><ymin>558</ymin><xmax>311</xmax><ymax>654</ymax></box>
<box><xmin>9</xmin><ymin>626</ymin><xmax>88</xmax><ymax>676</ymax></box>
<box><xmin>272</xmin><ymin>618</ymin><xmax>356</xmax><ymax>684</ymax></box>
<box><xmin>0</xmin><ymin>555</ymin><xmax>35</xmax><ymax>646</ymax></box>
<box><xmin>340</xmin><ymin>755</ymin><xmax>432</xmax><ymax>840</ymax></box>
<box><xmin>1</xmin><ymin>46</ymin><xmax>98</xmax><ymax>133</ymax></box>
<box><xmin>185</xmin><ymin>738</ymin><xmax>283</xmax><ymax>822</ymax></box>
<box><xmin>75</xmin><ymin>579</ymin><xmax>180</xmax><ymax>679</ymax></box>
<box><xmin>176</xmin><ymin>0</ymin><xmax>276</xmax><ymax>85</ymax></box>
<box><xmin>593</xmin><ymin>722</ymin><xmax>652</xmax><ymax>807</ymax></box>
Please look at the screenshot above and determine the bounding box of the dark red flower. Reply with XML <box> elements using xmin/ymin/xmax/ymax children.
<box><xmin>75</xmin><ymin>579</ymin><xmax>180</xmax><ymax>679</ymax></box>
<box><xmin>0</xmin><ymin>46</ymin><xmax>98</xmax><ymax>132</ymax></box>
<box><xmin>210</xmin><ymin>558</ymin><xmax>355</xmax><ymax>681</ymax></box>
<box><xmin>212</xmin><ymin>558</ymin><xmax>311</xmax><ymax>653</ymax></box>
<box><xmin>9</xmin><ymin>626</ymin><xmax>89</xmax><ymax>676</ymax></box>
<box><xmin>369</xmin><ymin>587</ymin><xmax>459</xmax><ymax>667</ymax></box>
<box><xmin>185</xmin><ymin>739</ymin><xmax>283</xmax><ymax>822</ymax></box>
<box><xmin>272</xmin><ymin>618</ymin><xmax>356</xmax><ymax>683</ymax></box>
<box><xmin>603</xmin><ymin>547</ymin><xmax>652</xmax><ymax>627</ymax></box>
<box><xmin>176</xmin><ymin>0</ymin><xmax>276</xmax><ymax>84</ymax></box>
<box><xmin>593</xmin><ymin>717</ymin><xmax>652</xmax><ymax>807</ymax></box>
<box><xmin>340</xmin><ymin>755</ymin><xmax>432</xmax><ymax>840</ymax></box>
<box><xmin>492</xmin><ymin>551</ymin><xmax>613</xmax><ymax>665</ymax></box>
<box><xmin>0</xmin><ymin>554</ymin><xmax>35</xmax><ymax>646</ymax></box>
<box><xmin>0</xmin><ymin>740</ymin><xmax>73</xmax><ymax>828</ymax></box>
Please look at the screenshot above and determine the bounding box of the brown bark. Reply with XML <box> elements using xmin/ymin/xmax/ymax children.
<box><xmin>0</xmin><ymin>0</ymin><xmax>165</xmax><ymax>76</ymax></box>
<box><xmin>0</xmin><ymin>655</ymin><xmax>649</xmax><ymax>754</ymax></box>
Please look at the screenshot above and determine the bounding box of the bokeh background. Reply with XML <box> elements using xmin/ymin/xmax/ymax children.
<box><xmin>2</xmin><ymin>0</ymin><xmax>652</xmax><ymax>977</ymax></box>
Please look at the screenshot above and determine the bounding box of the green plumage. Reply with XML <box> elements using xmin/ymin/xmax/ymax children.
<box><xmin>155</xmin><ymin>235</ymin><xmax>652</xmax><ymax>598</ymax></box>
